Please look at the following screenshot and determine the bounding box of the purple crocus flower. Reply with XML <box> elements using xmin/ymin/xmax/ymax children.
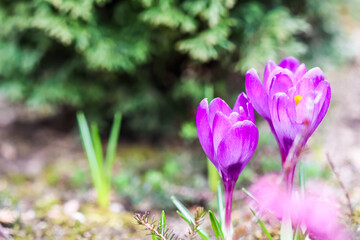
<box><xmin>196</xmin><ymin>93</ymin><xmax>258</xmax><ymax>236</ymax></box>
<box><xmin>245</xmin><ymin>57</ymin><xmax>331</xmax><ymax>166</ymax></box>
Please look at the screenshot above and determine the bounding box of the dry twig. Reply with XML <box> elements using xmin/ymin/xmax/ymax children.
<box><xmin>326</xmin><ymin>153</ymin><xmax>354</xmax><ymax>215</ymax></box>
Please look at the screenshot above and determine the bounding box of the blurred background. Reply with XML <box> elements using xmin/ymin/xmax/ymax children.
<box><xmin>0</xmin><ymin>0</ymin><xmax>359</xmax><ymax>238</ymax></box>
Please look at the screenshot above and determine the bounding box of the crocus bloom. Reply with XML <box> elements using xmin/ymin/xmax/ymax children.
<box><xmin>196</xmin><ymin>93</ymin><xmax>258</xmax><ymax>237</ymax></box>
<box><xmin>245</xmin><ymin>57</ymin><xmax>331</xmax><ymax>165</ymax></box>
<box><xmin>249</xmin><ymin>174</ymin><xmax>350</xmax><ymax>240</ymax></box>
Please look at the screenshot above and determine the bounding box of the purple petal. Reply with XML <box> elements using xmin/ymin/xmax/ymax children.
<box><xmin>294</xmin><ymin>77</ymin><xmax>315</xmax><ymax>97</ymax></box>
<box><xmin>209</xmin><ymin>98</ymin><xmax>233</xmax><ymax>130</ymax></box>
<box><xmin>269</xmin><ymin>71</ymin><xmax>294</xmax><ymax>97</ymax></box>
<box><xmin>233</xmin><ymin>93</ymin><xmax>248</xmax><ymax>113</ymax></box>
<box><xmin>270</xmin><ymin>93</ymin><xmax>299</xmax><ymax>155</ymax></box>
<box><xmin>311</xmin><ymin>81</ymin><xmax>331</xmax><ymax>134</ymax></box>
<box><xmin>236</xmin><ymin>106</ymin><xmax>249</xmax><ymax>121</ymax></box>
<box><xmin>295</xmin><ymin>92</ymin><xmax>317</xmax><ymax>124</ymax></box>
<box><xmin>196</xmin><ymin>99</ymin><xmax>215</xmax><ymax>164</ymax></box>
<box><xmin>212</xmin><ymin>112</ymin><xmax>232</xmax><ymax>155</ymax></box>
<box><xmin>302</xmin><ymin>67</ymin><xmax>324</xmax><ymax>87</ymax></box>
<box><xmin>264</xmin><ymin>60</ymin><xmax>277</xmax><ymax>87</ymax></box>
<box><xmin>287</xmin><ymin>87</ymin><xmax>296</xmax><ymax>99</ymax></box>
<box><xmin>279</xmin><ymin>57</ymin><xmax>301</xmax><ymax>73</ymax></box>
<box><xmin>217</xmin><ymin>120</ymin><xmax>258</xmax><ymax>180</ymax></box>
<box><xmin>245</xmin><ymin>69</ymin><xmax>270</xmax><ymax>120</ymax></box>
<box><xmin>266</xmin><ymin>67</ymin><xmax>294</xmax><ymax>92</ymax></box>
<box><xmin>247</xmin><ymin>101</ymin><xmax>255</xmax><ymax>123</ymax></box>
<box><xmin>233</xmin><ymin>93</ymin><xmax>254</xmax><ymax>122</ymax></box>
<box><xmin>294</xmin><ymin>63</ymin><xmax>307</xmax><ymax>81</ymax></box>
<box><xmin>229</xmin><ymin>110</ymin><xmax>247</xmax><ymax>123</ymax></box>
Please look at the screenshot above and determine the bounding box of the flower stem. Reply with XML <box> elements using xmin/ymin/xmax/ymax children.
<box><xmin>223</xmin><ymin>178</ymin><xmax>236</xmax><ymax>240</ymax></box>
<box><xmin>285</xmin><ymin>164</ymin><xmax>296</xmax><ymax>192</ymax></box>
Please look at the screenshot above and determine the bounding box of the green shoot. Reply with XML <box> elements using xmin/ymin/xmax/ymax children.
<box><xmin>77</xmin><ymin>112</ymin><xmax>122</xmax><ymax>207</ymax></box>
<box><xmin>160</xmin><ymin>210</ymin><xmax>166</xmax><ymax>236</ymax></box>
<box><xmin>209</xmin><ymin>210</ymin><xmax>225</xmax><ymax>240</ymax></box>
<box><xmin>242</xmin><ymin>187</ymin><xmax>259</xmax><ymax>204</ymax></box>
<box><xmin>171</xmin><ymin>196</ymin><xmax>210</xmax><ymax>239</ymax></box>
<box><xmin>176</xmin><ymin>211</ymin><xmax>191</xmax><ymax>225</ymax></box>
<box><xmin>105</xmin><ymin>112</ymin><xmax>122</xmax><ymax>178</ymax></box>
<box><xmin>250</xmin><ymin>208</ymin><xmax>273</xmax><ymax>240</ymax></box>
<box><xmin>152</xmin><ymin>210</ymin><xmax>166</xmax><ymax>240</ymax></box>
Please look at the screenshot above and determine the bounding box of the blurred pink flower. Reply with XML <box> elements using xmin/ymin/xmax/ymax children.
<box><xmin>249</xmin><ymin>174</ymin><xmax>350</xmax><ymax>240</ymax></box>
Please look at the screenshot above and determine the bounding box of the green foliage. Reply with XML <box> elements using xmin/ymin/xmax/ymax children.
<box><xmin>250</xmin><ymin>208</ymin><xmax>273</xmax><ymax>240</ymax></box>
<box><xmin>151</xmin><ymin>210</ymin><xmax>166</xmax><ymax>240</ymax></box>
<box><xmin>235</xmin><ymin>3</ymin><xmax>310</xmax><ymax>72</ymax></box>
<box><xmin>0</xmin><ymin>0</ymin><xmax>349</xmax><ymax>136</ymax></box>
<box><xmin>134</xmin><ymin>212</ymin><xmax>179</xmax><ymax>240</ymax></box>
<box><xmin>209</xmin><ymin>210</ymin><xmax>225</xmax><ymax>240</ymax></box>
<box><xmin>171</xmin><ymin>196</ymin><xmax>210</xmax><ymax>239</ymax></box>
<box><xmin>77</xmin><ymin>112</ymin><xmax>122</xmax><ymax>207</ymax></box>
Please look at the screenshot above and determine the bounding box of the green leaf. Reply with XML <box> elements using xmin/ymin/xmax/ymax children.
<box><xmin>197</xmin><ymin>230</ymin><xmax>210</xmax><ymax>240</ymax></box>
<box><xmin>293</xmin><ymin>225</ymin><xmax>308</xmax><ymax>240</ymax></box>
<box><xmin>171</xmin><ymin>196</ymin><xmax>210</xmax><ymax>239</ymax></box>
<box><xmin>176</xmin><ymin>210</ymin><xmax>191</xmax><ymax>225</ymax></box>
<box><xmin>151</xmin><ymin>210</ymin><xmax>166</xmax><ymax>240</ymax></box>
<box><xmin>209</xmin><ymin>210</ymin><xmax>224</xmax><ymax>240</ymax></box>
<box><xmin>90</xmin><ymin>123</ymin><xmax>104</xmax><ymax>175</ymax></box>
<box><xmin>159</xmin><ymin>210</ymin><xmax>166</xmax><ymax>236</ymax></box>
<box><xmin>104</xmin><ymin>112</ymin><xmax>122</xmax><ymax>180</ymax></box>
<box><xmin>77</xmin><ymin>113</ymin><xmax>104</xmax><ymax>204</ymax></box>
<box><xmin>250</xmin><ymin>208</ymin><xmax>273</xmax><ymax>240</ymax></box>
<box><xmin>171</xmin><ymin>196</ymin><xmax>194</xmax><ymax>223</ymax></box>
<box><xmin>242</xmin><ymin>187</ymin><xmax>258</xmax><ymax>203</ymax></box>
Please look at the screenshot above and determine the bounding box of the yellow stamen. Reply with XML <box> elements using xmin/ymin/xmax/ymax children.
<box><xmin>294</xmin><ymin>95</ymin><xmax>303</xmax><ymax>105</ymax></box>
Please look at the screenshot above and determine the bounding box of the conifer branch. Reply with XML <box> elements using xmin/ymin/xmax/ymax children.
<box><xmin>134</xmin><ymin>212</ymin><xmax>179</xmax><ymax>240</ymax></box>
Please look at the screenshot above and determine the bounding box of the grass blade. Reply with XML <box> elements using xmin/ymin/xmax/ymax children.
<box><xmin>250</xmin><ymin>208</ymin><xmax>273</xmax><ymax>240</ymax></box>
<box><xmin>242</xmin><ymin>187</ymin><xmax>259</xmax><ymax>204</ymax></box>
<box><xmin>197</xmin><ymin>230</ymin><xmax>210</xmax><ymax>240</ymax></box>
<box><xmin>171</xmin><ymin>196</ymin><xmax>209</xmax><ymax>239</ymax></box>
<box><xmin>159</xmin><ymin>210</ymin><xmax>166</xmax><ymax>236</ymax></box>
<box><xmin>91</xmin><ymin>123</ymin><xmax>104</xmax><ymax>174</ymax></box>
<box><xmin>152</xmin><ymin>233</ymin><xmax>156</xmax><ymax>240</ymax></box>
<box><xmin>171</xmin><ymin>196</ymin><xmax>194</xmax><ymax>223</ymax></box>
<box><xmin>176</xmin><ymin>210</ymin><xmax>191</xmax><ymax>225</ymax></box>
<box><xmin>209</xmin><ymin>210</ymin><xmax>224</xmax><ymax>240</ymax></box>
<box><xmin>77</xmin><ymin>113</ymin><xmax>102</xmax><ymax>193</ymax></box>
<box><xmin>105</xmin><ymin>113</ymin><xmax>122</xmax><ymax>178</ymax></box>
